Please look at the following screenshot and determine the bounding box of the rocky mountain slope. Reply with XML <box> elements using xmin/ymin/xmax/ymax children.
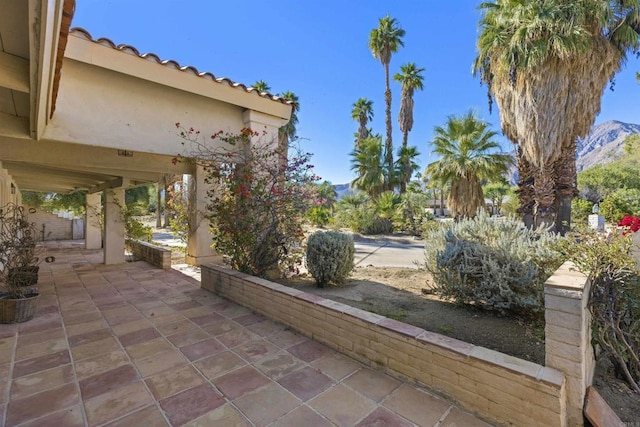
<box><xmin>576</xmin><ymin>120</ymin><xmax>640</xmax><ymax>171</ymax></box>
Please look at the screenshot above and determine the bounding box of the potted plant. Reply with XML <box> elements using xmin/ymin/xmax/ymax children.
<box><xmin>0</xmin><ymin>204</ymin><xmax>54</xmax><ymax>323</ymax></box>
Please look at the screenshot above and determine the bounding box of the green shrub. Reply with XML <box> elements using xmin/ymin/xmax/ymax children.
<box><xmin>305</xmin><ymin>231</ymin><xmax>354</xmax><ymax>287</ymax></box>
<box><xmin>332</xmin><ymin>199</ymin><xmax>393</xmax><ymax>235</ymax></box>
<box><xmin>571</xmin><ymin>197</ymin><xmax>594</xmax><ymax>226</ymax></box>
<box><xmin>306</xmin><ymin>206</ymin><xmax>332</xmax><ymax>228</ymax></box>
<box><xmin>424</xmin><ymin>211</ymin><xmax>563</xmax><ymax>315</ymax></box>
<box><xmin>363</xmin><ymin>216</ymin><xmax>393</xmax><ymax>235</ymax></box>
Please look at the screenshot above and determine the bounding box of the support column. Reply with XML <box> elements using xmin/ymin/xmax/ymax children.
<box><xmin>545</xmin><ymin>261</ymin><xmax>594</xmax><ymax>427</ymax></box>
<box><xmin>186</xmin><ymin>166</ymin><xmax>221</xmax><ymax>266</ymax></box>
<box><xmin>104</xmin><ymin>188</ymin><xmax>125</xmax><ymax>264</ymax></box>
<box><xmin>85</xmin><ymin>192</ymin><xmax>102</xmax><ymax>250</ymax></box>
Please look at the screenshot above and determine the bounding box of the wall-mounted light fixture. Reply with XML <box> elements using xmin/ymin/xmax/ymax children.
<box><xmin>10</xmin><ymin>183</ymin><xmax>15</xmax><ymax>194</ymax></box>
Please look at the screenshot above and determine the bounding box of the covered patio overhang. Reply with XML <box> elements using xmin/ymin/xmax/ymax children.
<box><xmin>0</xmin><ymin>0</ymin><xmax>292</xmax><ymax>265</ymax></box>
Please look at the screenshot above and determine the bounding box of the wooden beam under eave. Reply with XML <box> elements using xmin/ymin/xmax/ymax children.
<box><xmin>88</xmin><ymin>177</ymin><xmax>123</xmax><ymax>194</ymax></box>
<box><xmin>0</xmin><ymin>112</ymin><xmax>30</xmax><ymax>139</ymax></box>
<box><xmin>0</xmin><ymin>52</ymin><xmax>29</xmax><ymax>93</ymax></box>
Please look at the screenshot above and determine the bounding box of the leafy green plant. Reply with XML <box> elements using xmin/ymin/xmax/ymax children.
<box><xmin>306</xmin><ymin>206</ymin><xmax>331</xmax><ymax>228</ymax></box>
<box><xmin>396</xmin><ymin>190</ymin><xmax>432</xmax><ymax>236</ymax></box>
<box><xmin>305</xmin><ymin>231</ymin><xmax>354</xmax><ymax>287</ymax></box>
<box><xmin>558</xmin><ymin>231</ymin><xmax>640</xmax><ymax>393</ymax></box>
<box><xmin>333</xmin><ymin>194</ymin><xmax>390</xmax><ymax>235</ymax></box>
<box><xmin>600</xmin><ymin>188</ymin><xmax>640</xmax><ymax>223</ymax></box>
<box><xmin>424</xmin><ymin>211</ymin><xmax>563</xmax><ymax>315</ymax></box>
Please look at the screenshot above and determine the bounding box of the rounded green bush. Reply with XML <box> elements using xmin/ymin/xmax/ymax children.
<box><xmin>305</xmin><ymin>231</ymin><xmax>355</xmax><ymax>287</ymax></box>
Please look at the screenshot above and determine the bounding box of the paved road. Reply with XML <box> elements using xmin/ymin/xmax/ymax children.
<box><xmin>352</xmin><ymin>235</ymin><xmax>425</xmax><ymax>268</ymax></box>
<box><xmin>152</xmin><ymin>229</ymin><xmax>426</xmax><ymax>269</ymax></box>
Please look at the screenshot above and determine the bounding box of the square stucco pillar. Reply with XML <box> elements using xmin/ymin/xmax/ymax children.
<box><xmin>85</xmin><ymin>192</ymin><xmax>102</xmax><ymax>250</ymax></box>
<box><xmin>186</xmin><ymin>166</ymin><xmax>222</xmax><ymax>266</ymax></box>
<box><xmin>104</xmin><ymin>188</ymin><xmax>125</xmax><ymax>264</ymax></box>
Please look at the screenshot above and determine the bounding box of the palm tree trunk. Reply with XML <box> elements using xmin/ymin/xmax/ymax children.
<box><xmin>399</xmin><ymin>130</ymin><xmax>409</xmax><ymax>194</ymax></box>
<box><xmin>533</xmin><ymin>169</ymin><xmax>556</xmax><ymax>229</ymax></box>
<box><xmin>553</xmin><ymin>139</ymin><xmax>578</xmax><ymax>236</ymax></box>
<box><xmin>384</xmin><ymin>64</ymin><xmax>393</xmax><ymax>191</ymax></box>
<box><xmin>440</xmin><ymin>188</ymin><xmax>445</xmax><ymax>217</ymax></box>
<box><xmin>516</xmin><ymin>147</ymin><xmax>535</xmax><ymax>229</ymax></box>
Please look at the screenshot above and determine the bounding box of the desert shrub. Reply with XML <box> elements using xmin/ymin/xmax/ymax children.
<box><xmin>306</xmin><ymin>206</ymin><xmax>331</xmax><ymax>228</ymax></box>
<box><xmin>305</xmin><ymin>231</ymin><xmax>354</xmax><ymax>287</ymax></box>
<box><xmin>571</xmin><ymin>197</ymin><xmax>594</xmax><ymax>226</ymax></box>
<box><xmin>396</xmin><ymin>191</ymin><xmax>433</xmax><ymax>236</ymax></box>
<box><xmin>600</xmin><ymin>188</ymin><xmax>640</xmax><ymax>223</ymax></box>
<box><xmin>558</xmin><ymin>231</ymin><xmax>640</xmax><ymax>393</ymax></box>
<box><xmin>363</xmin><ymin>216</ymin><xmax>393</xmax><ymax>235</ymax></box>
<box><xmin>424</xmin><ymin>211</ymin><xmax>563</xmax><ymax>315</ymax></box>
<box><xmin>332</xmin><ymin>196</ymin><xmax>393</xmax><ymax>235</ymax></box>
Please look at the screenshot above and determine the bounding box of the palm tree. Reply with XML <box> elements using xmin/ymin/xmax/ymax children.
<box><xmin>369</xmin><ymin>16</ymin><xmax>405</xmax><ymax>190</ymax></box>
<box><xmin>351</xmin><ymin>135</ymin><xmax>385</xmax><ymax>199</ymax></box>
<box><xmin>394</xmin><ymin>63</ymin><xmax>425</xmax><ymax>148</ymax></box>
<box><xmin>394</xmin><ymin>62</ymin><xmax>425</xmax><ymax>192</ymax></box>
<box><xmin>394</xmin><ymin>145</ymin><xmax>421</xmax><ymax>194</ymax></box>
<box><xmin>474</xmin><ymin>0</ymin><xmax>640</xmax><ymax>232</ymax></box>
<box><xmin>425</xmin><ymin>112</ymin><xmax>512</xmax><ymax>218</ymax></box>
<box><xmin>351</xmin><ymin>98</ymin><xmax>374</xmax><ymax>148</ymax></box>
<box><xmin>252</xmin><ymin>80</ymin><xmax>271</xmax><ymax>93</ymax></box>
<box><xmin>278</xmin><ymin>91</ymin><xmax>299</xmax><ymax>146</ymax></box>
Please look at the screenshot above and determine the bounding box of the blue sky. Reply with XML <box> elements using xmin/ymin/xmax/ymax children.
<box><xmin>73</xmin><ymin>1</ymin><xmax>640</xmax><ymax>185</ymax></box>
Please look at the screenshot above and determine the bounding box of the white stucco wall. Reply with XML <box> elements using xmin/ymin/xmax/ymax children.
<box><xmin>44</xmin><ymin>60</ymin><xmax>247</xmax><ymax>156</ymax></box>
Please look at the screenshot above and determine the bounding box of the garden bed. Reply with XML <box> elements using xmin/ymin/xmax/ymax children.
<box><xmin>275</xmin><ymin>266</ymin><xmax>639</xmax><ymax>424</ymax></box>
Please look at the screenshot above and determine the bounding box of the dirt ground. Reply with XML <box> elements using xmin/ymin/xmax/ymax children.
<box><xmin>276</xmin><ymin>266</ymin><xmax>639</xmax><ymax>424</ymax></box>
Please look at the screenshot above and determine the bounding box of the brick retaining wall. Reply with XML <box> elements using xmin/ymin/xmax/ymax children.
<box><xmin>129</xmin><ymin>240</ymin><xmax>171</xmax><ymax>269</ymax></box>
<box><xmin>202</xmin><ymin>265</ymin><xmax>567</xmax><ymax>426</ymax></box>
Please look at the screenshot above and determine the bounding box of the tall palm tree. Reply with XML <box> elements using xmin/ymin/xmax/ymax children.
<box><xmin>394</xmin><ymin>63</ymin><xmax>425</xmax><ymax>148</ymax></box>
<box><xmin>425</xmin><ymin>112</ymin><xmax>512</xmax><ymax>218</ymax></box>
<box><xmin>351</xmin><ymin>98</ymin><xmax>374</xmax><ymax>148</ymax></box>
<box><xmin>278</xmin><ymin>91</ymin><xmax>300</xmax><ymax>146</ymax></box>
<box><xmin>474</xmin><ymin>0</ymin><xmax>639</xmax><ymax>232</ymax></box>
<box><xmin>252</xmin><ymin>80</ymin><xmax>271</xmax><ymax>93</ymax></box>
<box><xmin>394</xmin><ymin>145</ymin><xmax>421</xmax><ymax>194</ymax></box>
<box><xmin>369</xmin><ymin>16</ymin><xmax>405</xmax><ymax>191</ymax></box>
<box><xmin>351</xmin><ymin>135</ymin><xmax>385</xmax><ymax>199</ymax></box>
<box><xmin>394</xmin><ymin>62</ymin><xmax>425</xmax><ymax>192</ymax></box>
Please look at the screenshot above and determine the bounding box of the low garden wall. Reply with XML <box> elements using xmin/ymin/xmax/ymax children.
<box><xmin>201</xmin><ymin>263</ymin><xmax>595</xmax><ymax>426</ymax></box>
<box><xmin>129</xmin><ymin>240</ymin><xmax>171</xmax><ymax>269</ymax></box>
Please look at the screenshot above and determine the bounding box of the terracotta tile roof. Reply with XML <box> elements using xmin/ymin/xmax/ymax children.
<box><xmin>68</xmin><ymin>27</ymin><xmax>292</xmax><ymax>106</ymax></box>
<box><xmin>51</xmin><ymin>0</ymin><xmax>76</xmax><ymax>119</ymax></box>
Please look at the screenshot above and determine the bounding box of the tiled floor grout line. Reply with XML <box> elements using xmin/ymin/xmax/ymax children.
<box><xmin>90</xmin><ymin>267</ymin><xmax>177</xmax><ymax>427</ymax></box>
<box><xmin>2</xmin><ymin>326</ymin><xmax>18</xmax><ymax>426</ymax></box>
<box><xmin>60</xmin><ymin>268</ymin><xmax>91</xmax><ymax>427</ymax></box>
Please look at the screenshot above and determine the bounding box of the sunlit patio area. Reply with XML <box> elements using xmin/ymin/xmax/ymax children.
<box><xmin>0</xmin><ymin>243</ymin><xmax>490</xmax><ymax>426</ymax></box>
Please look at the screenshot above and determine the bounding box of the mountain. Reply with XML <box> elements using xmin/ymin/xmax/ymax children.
<box><xmin>576</xmin><ymin>120</ymin><xmax>640</xmax><ymax>171</ymax></box>
<box><xmin>334</xmin><ymin>183</ymin><xmax>354</xmax><ymax>199</ymax></box>
<box><xmin>507</xmin><ymin>120</ymin><xmax>640</xmax><ymax>183</ymax></box>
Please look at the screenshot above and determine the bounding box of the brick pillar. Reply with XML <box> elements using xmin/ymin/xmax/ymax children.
<box><xmin>545</xmin><ymin>261</ymin><xmax>594</xmax><ymax>427</ymax></box>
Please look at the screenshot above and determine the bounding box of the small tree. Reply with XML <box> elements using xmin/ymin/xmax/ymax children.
<box><xmin>177</xmin><ymin>126</ymin><xmax>318</xmax><ymax>277</ymax></box>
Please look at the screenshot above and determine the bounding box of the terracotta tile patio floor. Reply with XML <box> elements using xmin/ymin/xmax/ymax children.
<box><xmin>0</xmin><ymin>243</ymin><xmax>492</xmax><ymax>426</ymax></box>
